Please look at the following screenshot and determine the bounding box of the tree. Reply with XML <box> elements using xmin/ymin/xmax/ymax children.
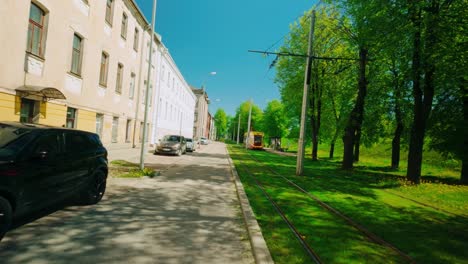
<box><xmin>405</xmin><ymin>0</ymin><xmax>461</xmax><ymax>184</ymax></box>
<box><xmin>234</xmin><ymin>101</ymin><xmax>263</xmax><ymax>142</ymax></box>
<box><xmin>426</xmin><ymin>0</ymin><xmax>467</xmax><ymax>184</ymax></box>
<box><xmin>214</xmin><ymin>108</ymin><xmax>228</xmax><ymax>140</ymax></box>
<box><xmin>262</xmin><ymin>100</ymin><xmax>288</xmax><ymax>147</ymax></box>
<box><xmin>276</xmin><ymin>6</ymin><xmax>355</xmax><ymax>160</ymax></box>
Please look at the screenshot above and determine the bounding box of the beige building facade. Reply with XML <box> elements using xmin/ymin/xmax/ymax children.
<box><xmin>0</xmin><ymin>0</ymin><xmax>161</xmax><ymax>145</ymax></box>
<box><xmin>191</xmin><ymin>86</ymin><xmax>210</xmax><ymax>141</ymax></box>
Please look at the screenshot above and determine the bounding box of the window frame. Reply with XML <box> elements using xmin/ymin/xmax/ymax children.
<box><xmin>129</xmin><ymin>72</ymin><xmax>136</xmax><ymax>99</ymax></box>
<box><xmin>121</xmin><ymin>12</ymin><xmax>128</xmax><ymax>39</ymax></box>
<box><xmin>105</xmin><ymin>0</ymin><xmax>114</xmax><ymax>26</ymax></box>
<box><xmin>133</xmin><ymin>27</ymin><xmax>139</xmax><ymax>51</ymax></box>
<box><xmin>66</xmin><ymin>107</ymin><xmax>78</xmax><ymax>128</ymax></box>
<box><xmin>99</xmin><ymin>52</ymin><xmax>109</xmax><ymax>87</ymax></box>
<box><xmin>115</xmin><ymin>63</ymin><xmax>124</xmax><ymax>94</ymax></box>
<box><xmin>70</xmin><ymin>33</ymin><xmax>83</xmax><ymax>76</ymax></box>
<box><xmin>27</xmin><ymin>2</ymin><xmax>46</xmax><ymax>58</ymax></box>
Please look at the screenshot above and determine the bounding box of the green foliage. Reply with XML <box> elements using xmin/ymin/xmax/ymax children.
<box><xmin>261</xmin><ymin>100</ymin><xmax>288</xmax><ymax>140</ymax></box>
<box><xmin>214</xmin><ymin>108</ymin><xmax>228</xmax><ymax>140</ymax></box>
<box><xmin>233</xmin><ymin>100</ymin><xmax>263</xmax><ymax>142</ymax></box>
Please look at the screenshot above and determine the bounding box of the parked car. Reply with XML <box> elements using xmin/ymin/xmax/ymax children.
<box><xmin>185</xmin><ymin>138</ymin><xmax>195</xmax><ymax>152</ymax></box>
<box><xmin>0</xmin><ymin>122</ymin><xmax>108</xmax><ymax>242</ymax></box>
<box><xmin>200</xmin><ymin>137</ymin><xmax>208</xmax><ymax>145</ymax></box>
<box><xmin>154</xmin><ymin>135</ymin><xmax>186</xmax><ymax>156</ymax></box>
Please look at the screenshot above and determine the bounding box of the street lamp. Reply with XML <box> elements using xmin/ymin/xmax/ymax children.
<box><xmin>139</xmin><ymin>0</ymin><xmax>158</xmax><ymax>170</ymax></box>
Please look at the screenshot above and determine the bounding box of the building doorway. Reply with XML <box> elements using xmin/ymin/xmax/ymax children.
<box><xmin>125</xmin><ymin>119</ymin><xmax>132</xmax><ymax>143</ymax></box>
<box><xmin>20</xmin><ymin>98</ymin><xmax>39</xmax><ymax>123</ymax></box>
<box><xmin>111</xmin><ymin>117</ymin><xmax>119</xmax><ymax>143</ymax></box>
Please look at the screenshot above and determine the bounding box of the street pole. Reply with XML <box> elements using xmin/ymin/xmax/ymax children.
<box><xmin>296</xmin><ymin>10</ymin><xmax>316</xmax><ymax>176</ymax></box>
<box><xmin>246</xmin><ymin>99</ymin><xmax>252</xmax><ymax>149</ymax></box>
<box><xmin>236</xmin><ymin>113</ymin><xmax>241</xmax><ymax>144</ymax></box>
<box><xmin>140</xmin><ymin>0</ymin><xmax>157</xmax><ymax>170</ymax></box>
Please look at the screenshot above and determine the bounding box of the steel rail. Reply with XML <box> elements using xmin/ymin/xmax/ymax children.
<box><xmin>246</xmin><ymin>151</ymin><xmax>416</xmax><ymax>264</ymax></box>
<box><xmin>235</xmin><ymin>157</ymin><xmax>323</xmax><ymax>264</ymax></box>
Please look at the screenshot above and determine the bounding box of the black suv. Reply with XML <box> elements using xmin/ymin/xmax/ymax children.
<box><xmin>0</xmin><ymin>122</ymin><xmax>108</xmax><ymax>241</ymax></box>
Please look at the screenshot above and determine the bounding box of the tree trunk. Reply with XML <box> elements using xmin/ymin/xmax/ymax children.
<box><xmin>407</xmin><ymin>5</ymin><xmax>423</xmax><ymax>184</ymax></box>
<box><xmin>342</xmin><ymin>47</ymin><xmax>368</xmax><ymax>169</ymax></box>
<box><xmin>310</xmin><ymin>82</ymin><xmax>318</xmax><ymax>161</ymax></box>
<box><xmin>329</xmin><ymin>143</ymin><xmax>335</xmax><ymax>159</ymax></box>
<box><xmin>461</xmin><ymin>77</ymin><xmax>468</xmax><ymax>184</ymax></box>
<box><xmin>310</xmin><ymin>67</ymin><xmax>321</xmax><ymax>161</ymax></box>
<box><xmin>330</xmin><ymin>125</ymin><xmax>340</xmax><ymax>159</ymax></box>
<box><xmin>391</xmin><ymin>121</ymin><xmax>403</xmax><ymax>169</ymax></box>
<box><xmin>407</xmin><ymin>3</ymin><xmax>438</xmax><ymax>184</ymax></box>
<box><xmin>391</xmin><ymin>64</ymin><xmax>404</xmax><ymax>170</ymax></box>
<box><xmin>329</xmin><ymin>86</ymin><xmax>340</xmax><ymax>160</ymax></box>
<box><xmin>354</xmin><ymin>126</ymin><xmax>361</xmax><ymax>163</ymax></box>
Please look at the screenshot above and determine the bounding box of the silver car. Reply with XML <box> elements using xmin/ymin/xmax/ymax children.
<box><xmin>200</xmin><ymin>137</ymin><xmax>208</xmax><ymax>145</ymax></box>
<box><xmin>154</xmin><ymin>135</ymin><xmax>186</xmax><ymax>156</ymax></box>
<box><xmin>186</xmin><ymin>138</ymin><xmax>195</xmax><ymax>152</ymax></box>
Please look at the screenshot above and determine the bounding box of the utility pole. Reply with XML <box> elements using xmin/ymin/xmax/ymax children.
<box><xmin>236</xmin><ymin>113</ymin><xmax>241</xmax><ymax>144</ymax></box>
<box><xmin>246</xmin><ymin>99</ymin><xmax>253</xmax><ymax>149</ymax></box>
<box><xmin>139</xmin><ymin>0</ymin><xmax>157</xmax><ymax>170</ymax></box>
<box><xmin>296</xmin><ymin>10</ymin><xmax>316</xmax><ymax>176</ymax></box>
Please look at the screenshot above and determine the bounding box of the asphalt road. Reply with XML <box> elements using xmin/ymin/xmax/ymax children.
<box><xmin>0</xmin><ymin>142</ymin><xmax>254</xmax><ymax>264</ymax></box>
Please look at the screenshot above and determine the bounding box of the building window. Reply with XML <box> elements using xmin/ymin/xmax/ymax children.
<box><xmin>133</xmin><ymin>28</ymin><xmax>139</xmax><ymax>51</ymax></box>
<box><xmin>99</xmin><ymin>52</ymin><xmax>109</xmax><ymax>86</ymax></box>
<box><xmin>96</xmin><ymin>114</ymin><xmax>104</xmax><ymax>137</ymax></box>
<box><xmin>142</xmin><ymin>80</ymin><xmax>147</xmax><ymax>104</ymax></box>
<box><xmin>149</xmin><ymin>85</ymin><xmax>153</xmax><ymax>106</ymax></box>
<box><xmin>66</xmin><ymin>107</ymin><xmax>77</xmax><ymax>128</ymax></box>
<box><xmin>121</xmin><ymin>13</ymin><xmax>127</xmax><ymax>39</ymax></box>
<box><xmin>105</xmin><ymin>0</ymin><xmax>113</xmax><ymax>25</ymax></box>
<box><xmin>27</xmin><ymin>3</ymin><xmax>46</xmax><ymax>57</ymax></box>
<box><xmin>70</xmin><ymin>34</ymin><xmax>83</xmax><ymax>76</ymax></box>
<box><xmin>116</xmin><ymin>63</ymin><xmax>123</xmax><ymax>94</ymax></box>
<box><xmin>129</xmin><ymin>72</ymin><xmax>135</xmax><ymax>99</ymax></box>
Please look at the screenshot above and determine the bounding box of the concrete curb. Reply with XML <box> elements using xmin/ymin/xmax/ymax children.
<box><xmin>226</xmin><ymin>147</ymin><xmax>274</xmax><ymax>264</ymax></box>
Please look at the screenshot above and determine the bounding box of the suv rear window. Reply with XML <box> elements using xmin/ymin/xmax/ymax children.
<box><xmin>65</xmin><ymin>133</ymin><xmax>95</xmax><ymax>153</ymax></box>
<box><xmin>0</xmin><ymin>124</ymin><xmax>35</xmax><ymax>158</ymax></box>
<box><xmin>186</xmin><ymin>139</ymin><xmax>192</xmax><ymax>142</ymax></box>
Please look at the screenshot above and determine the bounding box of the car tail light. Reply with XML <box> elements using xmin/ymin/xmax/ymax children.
<box><xmin>1</xmin><ymin>169</ymin><xmax>18</xmax><ymax>176</ymax></box>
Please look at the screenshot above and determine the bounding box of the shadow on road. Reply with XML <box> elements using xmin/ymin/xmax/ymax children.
<box><xmin>0</xmin><ymin>172</ymin><xmax>251</xmax><ymax>263</ymax></box>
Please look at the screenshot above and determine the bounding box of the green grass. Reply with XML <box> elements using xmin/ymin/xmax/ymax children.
<box><xmin>228</xmin><ymin>145</ymin><xmax>468</xmax><ymax>264</ymax></box>
<box><xmin>109</xmin><ymin>160</ymin><xmax>156</xmax><ymax>178</ymax></box>
<box><xmin>277</xmin><ymin>140</ymin><xmax>461</xmax><ymax>180</ymax></box>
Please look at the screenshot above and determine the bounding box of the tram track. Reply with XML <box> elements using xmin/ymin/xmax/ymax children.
<box><xmin>236</xmin><ymin>159</ymin><xmax>323</xmax><ymax>264</ymax></box>
<box><xmin>230</xmin><ymin>146</ymin><xmax>416</xmax><ymax>263</ymax></box>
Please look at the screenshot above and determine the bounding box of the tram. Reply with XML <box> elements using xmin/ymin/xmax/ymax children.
<box><xmin>244</xmin><ymin>131</ymin><xmax>264</xmax><ymax>150</ymax></box>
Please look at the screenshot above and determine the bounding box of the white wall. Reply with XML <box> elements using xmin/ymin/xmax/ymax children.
<box><xmin>150</xmin><ymin>45</ymin><xmax>196</xmax><ymax>144</ymax></box>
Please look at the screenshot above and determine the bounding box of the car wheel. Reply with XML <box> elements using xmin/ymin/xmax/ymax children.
<box><xmin>81</xmin><ymin>170</ymin><xmax>107</xmax><ymax>205</ymax></box>
<box><xmin>0</xmin><ymin>197</ymin><xmax>12</xmax><ymax>242</ymax></box>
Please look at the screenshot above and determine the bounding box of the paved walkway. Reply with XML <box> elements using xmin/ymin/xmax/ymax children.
<box><xmin>0</xmin><ymin>142</ymin><xmax>263</xmax><ymax>264</ymax></box>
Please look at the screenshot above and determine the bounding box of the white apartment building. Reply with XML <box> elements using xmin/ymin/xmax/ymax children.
<box><xmin>0</xmin><ymin>0</ymin><xmax>193</xmax><ymax>147</ymax></box>
<box><xmin>150</xmin><ymin>45</ymin><xmax>196</xmax><ymax>144</ymax></box>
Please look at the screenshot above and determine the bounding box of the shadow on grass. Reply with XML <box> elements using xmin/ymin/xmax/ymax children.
<box><xmin>228</xmin><ymin>145</ymin><xmax>468</xmax><ymax>264</ymax></box>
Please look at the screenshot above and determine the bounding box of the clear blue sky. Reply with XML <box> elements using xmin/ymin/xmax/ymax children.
<box><xmin>135</xmin><ymin>0</ymin><xmax>316</xmax><ymax>116</ymax></box>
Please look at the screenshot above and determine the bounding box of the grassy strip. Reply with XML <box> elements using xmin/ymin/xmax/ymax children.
<box><xmin>228</xmin><ymin>145</ymin><xmax>468</xmax><ymax>264</ymax></box>
<box><xmin>109</xmin><ymin>160</ymin><xmax>156</xmax><ymax>178</ymax></box>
